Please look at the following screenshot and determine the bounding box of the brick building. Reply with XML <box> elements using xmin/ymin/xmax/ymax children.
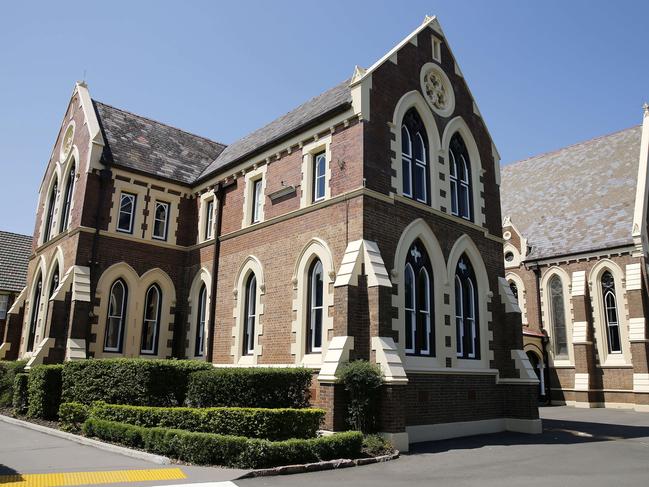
<box><xmin>501</xmin><ymin>106</ymin><xmax>649</xmax><ymax>411</ymax></box>
<box><xmin>0</xmin><ymin>231</ymin><xmax>32</xmax><ymax>352</ymax></box>
<box><xmin>0</xmin><ymin>16</ymin><xmax>539</xmax><ymax>449</ymax></box>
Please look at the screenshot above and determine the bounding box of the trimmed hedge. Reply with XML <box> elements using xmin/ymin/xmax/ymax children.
<box><xmin>0</xmin><ymin>360</ymin><xmax>27</xmax><ymax>407</ymax></box>
<box><xmin>62</xmin><ymin>359</ymin><xmax>211</xmax><ymax>406</ymax></box>
<box><xmin>186</xmin><ymin>368</ymin><xmax>312</xmax><ymax>408</ymax></box>
<box><xmin>90</xmin><ymin>402</ymin><xmax>325</xmax><ymax>440</ymax></box>
<box><xmin>12</xmin><ymin>373</ymin><xmax>28</xmax><ymax>415</ymax></box>
<box><xmin>83</xmin><ymin>418</ymin><xmax>363</xmax><ymax>468</ymax></box>
<box><xmin>59</xmin><ymin>402</ymin><xmax>89</xmax><ymax>432</ymax></box>
<box><xmin>27</xmin><ymin>365</ymin><xmax>63</xmax><ymax>420</ymax></box>
<box><xmin>338</xmin><ymin>360</ymin><xmax>383</xmax><ymax>433</ymax></box>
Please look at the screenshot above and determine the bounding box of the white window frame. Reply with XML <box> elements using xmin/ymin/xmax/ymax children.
<box><xmin>401</xmin><ymin>125</ymin><xmax>413</xmax><ymax>198</ymax></box>
<box><xmin>312</xmin><ymin>152</ymin><xmax>327</xmax><ymax>203</ymax></box>
<box><xmin>140</xmin><ymin>284</ymin><xmax>161</xmax><ymax>355</ymax></box>
<box><xmin>117</xmin><ymin>193</ymin><xmax>136</xmax><ymax>234</ymax></box>
<box><xmin>307</xmin><ymin>259</ymin><xmax>324</xmax><ymax>353</ymax></box>
<box><xmin>251</xmin><ymin>179</ymin><xmax>263</xmax><ymax>224</ymax></box>
<box><xmin>104</xmin><ymin>279</ymin><xmax>127</xmax><ymax>353</ymax></box>
<box><xmin>195</xmin><ymin>284</ymin><xmax>207</xmax><ymax>357</ymax></box>
<box><xmin>418</xmin><ymin>267</ymin><xmax>432</xmax><ymax>355</ymax></box>
<box><xmin>152</xmin><ymin>201</ymin><xmax>170</xmax><ymax>241</ymax></box>
<box><xmin>404</xmin><ymin>263</ymin><xmax>416</xmax><ymax>354</ymax></box>
<box><xmin>243</xmin><ymin>274</ymin><xmax>257</xmax><ymax>356</ymax></box>
<box><xmin>300</xmin><ymin>135</ymin><xmax>332</xmax><ymax>207</ymax></box>
<box><xmin>242</xmin><ymin>165</ymin><xmax>267</xmax><ymax>228</ymax></box>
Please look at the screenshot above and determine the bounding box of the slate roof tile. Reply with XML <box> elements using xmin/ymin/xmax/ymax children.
<box><xmin>0</xmin><ymin>231</ymin><xmax>32</xmax><ymax>292</ymax></box>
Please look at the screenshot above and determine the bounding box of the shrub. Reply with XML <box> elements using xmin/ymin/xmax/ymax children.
<box><xmin>62</xmin><ymin>359</ymin><xmax>211</xmax><ymax>406</ymax></box>
<box><xmin>27</xmin><ymin>364</ymin><xmax>63</xmax><ymax>420</ymax></box>
<box><xmin>337</xmin><ymin>360</ymin><xmax>383</xmax><ymax>432</ymax></box>
<box><xmin>0</xmin><ymin>360</ymin><xmax>27</xmax><ymax>407</ymax></box>
<box><xmin>59</xmin><ymin>402</ymin><xmax>90</xmax><ymax>432</ymax></box>
<box><xmin>12</xmin><ymin>373</ymin><xmax>29</xmax><ymax>415</ymax></box>
<box><xmin>361</xmin><ymin>434</ymin><xmax>393</xmax><ymax>457</ymax></box>
<box><xmin>186</xmin><ymin>367</ymin><xmax>312</xmax><ymax>408</ymax></box>
<box><xmin>83</xmin><ymin>418</ymin><xmax>363</xmax><ymax>468</ymax></box>
<box><xmin>90</xmin><ymin>403</ymin><xmax>325</xmax><ymax>440</ymax></box>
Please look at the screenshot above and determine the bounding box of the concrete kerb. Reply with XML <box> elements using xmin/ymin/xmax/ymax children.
<box><xmin>0</xmin><ymin>414</ymin><xmax>170</xmax><ymax>465</ymax></box>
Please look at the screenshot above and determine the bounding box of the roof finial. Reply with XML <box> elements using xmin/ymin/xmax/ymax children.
<box><xmin>643</xmin><ymin>102</ymin><xmax>649</xmax><ymax>117</ymax></box>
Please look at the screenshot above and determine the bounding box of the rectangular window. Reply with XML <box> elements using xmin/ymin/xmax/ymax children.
<box><xmin>0</xmin><ymin>295</ymin><xmax>8</xmax><ymax>320</ymax></box>
<box><xmin>117</xmin><ymin>193</ymin><xmax>136</xmax><ymax>233</ymax></box>
<box><xmin>312</xmin><ymin>152</ymin><xmax>326</xmax><ymax>202</ymax></box>
<box><xmin>251</xmin><ymin>179</ymin><xmax>263</xmax><ymax>224</ymax></box>
<box><xmin>205</xmin><ymin>199</ymin><xmax>214</xmax><ymax>239</ymax></box>
<box><xmin>152</xmin><ymin>201</ymin><xmax>169</xmax><ymax>241</ymax></box>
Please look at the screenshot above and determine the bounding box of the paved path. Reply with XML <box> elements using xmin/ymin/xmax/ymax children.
<box><xmin>2</xmin><ymin>407</ymin><xmax>649</xmax><ymax>487</ymax></box>
<box><xmin>0</xmin><ymin>420</ymin><xmax>246</xmax><ymax>486</ymax></box>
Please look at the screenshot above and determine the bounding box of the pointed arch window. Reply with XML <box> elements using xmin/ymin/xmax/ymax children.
<box><xmin>43</xmin><ymin>179</ymin><xmax>58</xmax><ymax>242</ymax></box>
<box><xmin>549</xmin><ymin>275</ymin><xmax>568</xmax><ymax>358</ymax></box>
<box><xmin>43</xmin><ymin>264</ymin><xmax>60</xmax><ymax>334</ymax></box>
<box><xmin>27</xmin><ymin>276</ymin><xmax>43</xmax><ymax>352</ymax></box>
<box><xmin>449</xmin><ymin>134</ymin><xmax>472</xmax><ymax>221</ymax></box>
<box><xmin>455</xmin><ymin>254</ymin><xmax>479</xmax><ymax>359</ymax></box>
<box><xmin>401</xmin><ymin>108</ymin><xmax>429</xmax><ymax>204</ymax></box>
<box><xmin>307</xmin><ymin>259</ymin><xmax>324</xmax><ymax>353</ymax></box>
<box><xmin>141</xmin><ymin>284</ymin><xmax>161</xmax><ymax>355</ymax></box>
<box><xmin>59</xmin><ymin>163</ymin><xmax>75</xmax><ymax>232</ymax></box>
<box><xmin>195</xmin><ymin>283</ymin><xmax>207</xmax><ymax>357</ymax></box>
<box><xmin>601</xmin><ymin>271</ymin><xmax>621</xmax><ymax>354</ymax></box>
<box><xmin>243</xmin><ymin>273</ymin><xmax>257</xmax><ymax>356</ymax></box>
<box><xmin>104</xmin><ymin>279</ymin><xmax>127</xmax><ymax>352</ymax></box>
<box><xmin>404</xmin><ymin>239</ymin><xmax>434</xmax><ymax>355</ymax></box>
<box><xmin>509</xmin><ymin>280</ymin><xmax>518</xmax><ymax>301</ymax></box>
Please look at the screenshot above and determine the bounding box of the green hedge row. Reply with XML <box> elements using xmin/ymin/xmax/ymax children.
<box><xmin>83</xmin><ymin>418</ymin><xmax>363</xmax><ymax>468</ymax></box>
<box><xmin>58</xmin><ymin>402</ymin><xmax>89</xmax><ymax>432</ymax></box>
<box><xmin>27</xmin><ymin>365</ymin><xmax>63</xmax><ymax>420</ymax></box>
<box><xmin>0</xmin><ymin>360</ymin><xmax>27</xmax><ymax>406</ymax></box>
<box><xmin>88</xmin><ymin>402</ymin><xmax>324</xmax><ymax>440</ymax></box>
<box><xmin>12</xmin><ymin>373</ymin><xmax>29</xmax><ymax>415</ymax></box>
<box><xmin>186</xmin><ymin>368</ymin><xmax>312</xmax><ymax>408</ymax></box>
<box><xmin>62</xmin><ymin>359</ymin><xmax>212</xmax><ymax>406</ymax></box>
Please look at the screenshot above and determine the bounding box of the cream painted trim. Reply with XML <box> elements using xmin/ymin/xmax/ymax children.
<box><xmin>231</xmin><ymin>256</ymin><xmax>265</xmax><ymax>364</ymax></box>
<box><xmin>317</xmin><ymin>335</ymin><xmax>353</xmax><ymax>382</ymax></box>
<box><xmin>390</xmin><ymin>218</ymin><xmax>446</xmax><ymax>367</ymax></box>
<box><xmin>389</xmin><ymin>90</ymin><xmax>442</xmax><ymax>210</ymax></box>
<box><xmin>633</xmin><ymin>373</ymin><xmax>649</xmax><ymax>392</ymax></box>
<box><xmin>372</xmin><ymin>337</ymin><xmax>408</xmax><ymax>384</ymax></box>
<box><xmin>629</xmin><ymin>317</ymin><xmax>646</xmax><ymax>342</ymax></box>
<box><xmin>185</xmin><ymin>267</ymin><xmax>212</xmax><ymax>359</ymax></box>
<box><xmin>144</xmin><ymin>189</ymin><xmax>180</xmax><ymax>245</ymax></box>
<box><xmin>7</xmin><ymin>287</ymin><xmax>27</xmax><ymax>315</ymax></box>
<box><xmin>420</xmin><ymin>62</ymin><xmax>455</xmax><ymax>117</ymax></box>
<box><xmin>90</xmin><ymin>264</ymin><xmax>175</xmax><ymax>359</ymax></box>
<box><xmin>380</xmin><ymin>432</ymin><xmax>409</xmax><ymax>453</ymax></box>
<box><xmin>540</xmin><ymin>266</ymin><xmax>574</xmax><ymax>366</ymax></box>
<box><xmin>625</xmin><ymin>263</ymin><xmax>642</xmax><ymax>291</ymax></box>
<box><xmin>574</xmin><ymin>373</ymin><xmax>589</xmax><ymax>391</ymax></box>
<box><xmin>588</xmin><ymin>259</ymin><xmax>632</xmax><ymax>366</ymax></box>
<box><xmin>632</xmin><ymin>105</ymin><xmax>649</xmax><ymax>254</ymax></box>
<box><xmin>505</xmin><ymin>272</ymin><xmax>528</xmax><ymax>325</ymax></box>
<box><xmin>334</xmin><ymin>240</ymin><xmax>391</xmax><ymax>288</ymax></box>
<box><xmin>525</xmin><ymin>246</ymin><xmax>635</xmax><ymax>267</ymax></box>
<box><xmin>198</xmin><ymin>191</ymin><xmax>216</xmax><ymax>244</ymax></box>
<box><xmin>291</xmin><ymin>238</ymin><xmax>335</xmax><ymax>365</ymax></box>
<box><xmin>300</xmin><ymin>135</ymin><xmax>332</xmax><ymax>207</ymax></box>
<box><xmin>441</xmin><ymin>116</ymin><xmax>486</xmax><ymax>228</ymax></box>
<box><xmin>503</xmin><ymin>242</ymin><xmax>522</xmax><ymax>269</ymax></box>
<box><xmin>498</xmin><ymin>277</ymin><xmax>521</xmax><ymax>314</ymax></box>
<box><xmin>447</xmin><ymin>234</ymin><xmax>493</xmax><ymax>369</ymax></box>
<box><xmin>241</xmin><ymin>165</ymin><xmax>267</xmax><ymax>228</ymax></box>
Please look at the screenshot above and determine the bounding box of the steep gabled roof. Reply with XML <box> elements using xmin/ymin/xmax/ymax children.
<box><xmin>93</xmin><ymin>101</ymin><xmax>226</xmax><ymax>185</ymax></box>
<box><xmin>0</xmin><ymin>231</ymin><xmax>32</xmax><ymax>292</ymax></box>
<box><xmin>501</xmin><ymin>126</ymin><xmax>641</xmax><ymax>260</ymax></box>
<box><xmin>198</xmin><ymin>79</ymin><xmax>352</xmax><ymax>180</ymax></box>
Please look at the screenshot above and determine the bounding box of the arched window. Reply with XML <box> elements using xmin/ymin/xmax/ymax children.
<box><xmin>401</xmin><ymin>109</ymin><xmax>429</xmax><ymax>204</ymax></box>
<box><xmin>141</xmin><ymin>284</ymin><xmax>161</xmax><ymax>355</ymax></box>
<box><xmin>455</xmin><ymin>254</ymin><xmax>479</xmax><ymax>359</ymax></box>
<box><xmin>59</xmin><ymin>163</ymin><xmax>75</xmax><ymax>232</ymax></box>
<box><xmin>243</xmin><ymin>273</ymin><xmax>257</xmax><ymax>356</ymax></box>
<box><xmin>43</xmin><ymin>264</ymin><xmax>60</xmax><ymax>333</ymax></box>
<box><xmin>27</xmin><ymin>276</ymin><xmax>43</xmax><ymax>352</ymax></box>
<box><xmin>449</xmin><ymin>134</ymin><xmax>472</xmax><ymax>221</ymax></box>
<box><xmin>549</xmin><ymin>275</ymin><xmax>568</xmax><ymax>358</ymax></box>
<box><xmin>195</xmin><ymin>283</ymin><xmax>207</xmax><ymax>357</ymax></box>
<box><xmin>509</xmin><ymin>280</ymin><xmax>518</xmax><ymax>301</ymax></box>
<box><xmin>404</xmin><ymin>239</ymin><xmax>434</xmax><ymax>355</ymax></box>
<box><xmin>43</xmin><ymin>179</ymin><xmax>58</xmax><ymax>242</ymax></box>
<box><xmin>307</xmin><ymin>259</ymin><xmax>324</xmax><ymax>353</ymax></box>
<box><xmin>601</xmin><ymin>271</ymin><xmax>621</xmax><ymax>354</ymax></box>
<box><xmin>104</xmin><ymin>279</ymin><xmax>127</xmax><ymax>352</ymax></box>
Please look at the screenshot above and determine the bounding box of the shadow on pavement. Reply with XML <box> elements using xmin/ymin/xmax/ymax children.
<box><xmin>0</xmin><ymin>465</ymin><xmax>23</xmax><ymax>483</ymax></box>
<box><xmin>408</xmin><ymin>418</ymin><xmax>649</xmax><ymax>455</ymax></box>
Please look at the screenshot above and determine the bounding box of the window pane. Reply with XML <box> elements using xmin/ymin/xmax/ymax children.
<box><xmin>153</xmin><ymin>202</ymin><xmax>168</xmax><ymax>239</ymax></box>
<box><xmin>118</xmin><ymin>194</ymin><xmax>134</xmax><ymax>232</ymax></box>
<box><xmin>414</xmin><ymin>132</ymin><xmax>425</xmax><ymax>163</ymax></box>
<box><xmin>550</xmin><ymin>277</ymin><xmax>567</xmax><ymax>356</ymax></box>
<box><xmin>401</xmin><ymin>126</ymin><xmax>411</xmax><ymax>156</ymax></box>
<box><xmin>0</xmin><ymin>295</ymin><xmax>8</xmax><ymax>320</ymax></box>
<box><xmin>414</xmin><ymin>164</ymin><xmax>426</xmax><ymax>202</ymax></box>
<box><xmin>195</xmin><ymin>284</ymin><xmax>207</xmax><ymax>356</ymax></box>
<box><xmin>205</xmin><ymin>200</ymin><xmax>214</xmax><ymax>238</ymax></box>
<box><xmin>252</xmin><ymin>180</ymin><xmax>262</xmax><ymax>223</ymax></box>
<box><xmin>450</xmin><ymin>181</ymin><xmax>458</xmax><ymax>215</ymax></box>
<box><xmin>313</xmin><ymin>308</ymin><xmax>323</xmax><ymax>349</ymax></box>
<box><xmin>402</xmin><ymin>158</ymin><xmax>412</xmax><ymax>196</ymax></box>
<box><xmin>609</xmin><ymin>325</ymin><xmax>621</xmax><ymax>353</ymax></box>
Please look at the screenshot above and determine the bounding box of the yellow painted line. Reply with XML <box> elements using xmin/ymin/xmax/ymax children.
<box><xmin>0</xmin><ymin>467</ymin><xmax>186</xmax><ymax>487</ymax></box>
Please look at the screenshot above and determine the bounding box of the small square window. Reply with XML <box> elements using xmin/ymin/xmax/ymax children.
<box><xmin>117</xmin><ymin>193</ymin><xmax>136</xmax><ymax>233</ymax></box>
<box><xmin>312</xmin><ymin>152</ymin><xmax>326</xmax><ymax>202</ymax></box>
<box><xmin>152</xmin><ymin>201</ymin><xmax>169</xmax><ymax>241</ymax></box>
<box><xmin>251</xmin><ymin>179</ymin><xmax>263</xmax><ymax>224</ymax></box>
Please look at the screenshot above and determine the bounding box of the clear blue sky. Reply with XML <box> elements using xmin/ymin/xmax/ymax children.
<box><xmin>1</xmin><ymin>0</ymin><xmax>647</xmax><ymax>235</ymax></box>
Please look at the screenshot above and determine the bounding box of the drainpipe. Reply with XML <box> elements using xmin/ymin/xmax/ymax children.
<box><xmin>205</xmin><ymin>182</ymin><xmax>224</xmax><ymax>363</ymax></box>
<box><xmin>530</xmin><ymin>263</ymin><xmax>550</xmax><ymax>403</ymax></box>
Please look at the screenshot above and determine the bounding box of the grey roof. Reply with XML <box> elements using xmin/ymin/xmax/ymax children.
<box><xmin>198</xmin><ymin>79</ymin><xmax>352</xmax><ymax>179</ymax></box>
<box><xmin>0</xmin><ymin>231</ymin><xmax>32</xmax><ymax>292</ymax></box>
<box><xmin>93</xmin><ymin>101</ymin><xmax>226</xmax><ymax>185</ymax></box>
<box><xmin>501</xmin><ymin>125</ymin><xmax>642</xmax><ymax>260</ymax></box>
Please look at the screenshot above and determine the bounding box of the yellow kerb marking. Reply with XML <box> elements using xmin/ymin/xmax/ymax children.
<box><xmin>0</xmin><ymin>467</ymin><xmax>186</xmax><ymax>487</ymax></box>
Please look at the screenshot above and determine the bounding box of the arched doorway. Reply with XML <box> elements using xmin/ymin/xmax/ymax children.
<box><xmin>526</xmin><ymin>350</ymin><xmax>546</xmax><ymax>403</ymax></box>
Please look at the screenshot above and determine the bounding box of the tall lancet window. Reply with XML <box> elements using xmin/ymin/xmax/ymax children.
<box><xmin>455</xmin><ymin>254</ymin><xmax>479</xmax><ymax>359</ymax></box>
<box><xmin>449</xmin><ymin>134</ymin><xmax>473</xmax><ymax>221</ymax></box>
<box><xmin>549</xmin><ymin>275</ymin><xmax>568</xmax><ymax>358</ymax></box>
<box><xmin>401</xmin><ymin>108</ymin><xmax>429</xmax><ymax>204</ymax></box>
<box><xmin>404</xmin><ymin>239</ymin><xmax>434</xmax><ymax>356</ymax></box>
<box><xmin>601</xmin><ymin>271</ymin><xmax>621</xmax><ymax>354</ymax></box>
